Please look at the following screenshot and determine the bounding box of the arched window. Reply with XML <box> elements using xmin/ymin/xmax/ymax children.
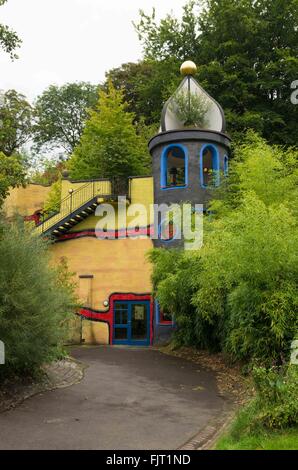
<box><xmin>200</xmin><ymin>144</ymin><xmax>220</xmax><ymax>188</ymax></box>
<box><xmin>161</xmin><ymin>144</ymin><xmax>188</xmax><ymax>189</ymax></box>
<box><xmin>224</xmin><ymin>155</ymin><xmax>229</xmax><ymax>176</ymax></box>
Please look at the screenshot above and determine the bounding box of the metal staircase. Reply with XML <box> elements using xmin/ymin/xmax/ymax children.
<box><xmin>35</xmin><ymin>179</ymin><xmax>113</xmax><ymax>238</ymax></box>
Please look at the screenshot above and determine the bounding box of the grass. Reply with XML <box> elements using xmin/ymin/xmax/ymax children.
<box><xmin>216</xmin><ymin>427</ymin><xmax>298</xmax><ymax>450</ymax></box>
<box><xmin>215</xmin><ymin>403</ymin><xmax>298</xmax><ymax>450</ymax></box>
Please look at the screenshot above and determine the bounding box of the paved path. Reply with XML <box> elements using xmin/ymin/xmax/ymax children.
<box><xmin>0</xmin><ymin>346</ymin><xmax>225</xmax><ymax>450</ymax></box>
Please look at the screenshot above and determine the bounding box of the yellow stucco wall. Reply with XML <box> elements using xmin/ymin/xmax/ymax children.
<box><xmin>51</xmin><ymin>236</ymin><xmax>153</xmax><ymax>344</ymax></box>
<box><xmin>129</xmin><ymin>176</ymin><xmax>154</xmax><ymax>226</ymax></box>
<box><xmin>82</xmin><ymin>320</ymin><xmax>109</xmax><ymax>345</ymax></box>
<box><xmin>130</xmin><ymin>176</ymin><xmax>154</xmax><ymax>208</ymax></box>
<box><xmin>4</xmin><ymin>184</ymin><xmax>51</xmax><ymax>217</ymax></box>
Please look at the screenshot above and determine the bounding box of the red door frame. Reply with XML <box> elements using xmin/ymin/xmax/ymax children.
<box><xmin>79</xmin><ymin>293</ymin><xmax>153</xmax><ymax>345</ymax></box>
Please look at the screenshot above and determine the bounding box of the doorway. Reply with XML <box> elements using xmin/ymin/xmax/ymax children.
<box><xmin>113</xmin><ymin>301</ymin><xmax>150</xmax><ymax>346</ymax></box>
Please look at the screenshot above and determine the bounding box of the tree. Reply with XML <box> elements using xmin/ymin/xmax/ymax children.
<box><xmin>0</xmin><ymin>151</ymin><xmax>26</xmax><ymax>207</ymax></box>
<box><xmin>29</xmin><ymin>157</ymin><xmax>65</xmax><ymax>185</ymax></box>
<box><xmin>106</xmin><ymin>59</ymin><xmax>180</xmax><ymax>125</ymax></box>
<box><xmin>134</xmin><ymin>1</ymin><xmax>200</xmax><ymax>61</ymax></box>
<box><xmin>0</xmin><ymin>218</ymin><xmax>77</xmax><ymax>377</ymax></box>
<box><xmin>0</xmin><ymin>0</ymin><xmax>21</xmax><ymax>59</ymax></box>
<box><xmin>0</xmin><ymin>89</ymin><xmax>33</xmax><ymax>156</ymax></box>
<box><xmin>33</xmin><ymin>82</ymin><xmax>100</xmax><ymax>155</ymax></box>
<box><xmin>68</xmin><ymin>83</ymin><xmax>150</xmax><ymax>180</ymax></box>
<box><xmin>135</xmin><ymin>0</ymin><xmax>298</xmax><ymax>146</ymax></box>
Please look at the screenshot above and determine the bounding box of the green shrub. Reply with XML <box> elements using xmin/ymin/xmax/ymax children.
<box><xmin>217</xmin><ymin>365</ymin><xmax>298</xmax><ymax>448</ymax></box>
<box><xmin>252</xmin><ymin>365</ymin><xmax>298</xmax><ymax>429</ymax></box>
<box><xmin>170</xmin><ymin>90</ymin><xmax>210</xmax><ymax>128</ymax></box>
<box><xmin>43</xmin><ymin>179</ymin><xmax>61</xmax><ymax>216</ymax></box>
<box><xmin>0</xmin><ymin>219</ymin><xmax>77</xmax><ymax>378</ymax></box>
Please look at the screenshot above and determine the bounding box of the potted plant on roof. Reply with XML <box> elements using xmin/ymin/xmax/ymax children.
<box><xmin>170</xmin><ymin>90</ymin><xmax>210</xmax><ymax>128</ymax></box>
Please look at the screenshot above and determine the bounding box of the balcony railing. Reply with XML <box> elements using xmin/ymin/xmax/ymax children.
<box><xmin>35</xmin><ymin>179</ymin><xmax>112</xmax><ymax>235</ymax></box>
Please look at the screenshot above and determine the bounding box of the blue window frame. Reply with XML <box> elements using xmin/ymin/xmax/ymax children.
<box><xmin>161</xmin><ymin>144</ymin><xmax>188</xmax><ymax>190</ymax></box>
<box><xmin>155</xmin><ymin>300</ymin><xmax>174</xmax><ymax>325</ymax></box>
<box><xmin>200</xmin><ymin>144</ymin><xmax>220</xmax><ymax>188</ymax></box>
<box><xmin>113</xmin><ymin>301</ymin><xmax>150</xmax><ymax>346</ymax></box>
<box><xmin>224</xmin><ymin>155</ymin><xmax>229</xmax><ymax>176</ymax></box>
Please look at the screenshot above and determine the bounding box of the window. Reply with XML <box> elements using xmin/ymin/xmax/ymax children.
<box><xmin>200</xmin><ymin>144</ymin><xmax>220</xmax><ymax>188</ymax></box>
<box><xmin>114</xmin><ymin>303</ymin><xmax>128</xmax><ymax>325</ymax></box>
<box><xmin>224</xmin><ymin>155</ymin><xmax>229</xmax><ymax>176</ymax></box>
<box><xmin>160</xmin><ymin>310</ymin><xmax>173</xmax><ymax>323</ymax></box>
<box><xmin>161</xmin><ymin>144</ymin><xmax>188</xmax><ymax>189</ymax></box>
<box><xmin>155</xmin><ymin>300</ymin><xmax>173</xmax><ymax>325</ymax></box>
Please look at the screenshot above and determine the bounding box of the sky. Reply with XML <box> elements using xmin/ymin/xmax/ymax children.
<box><xmin>0</xmin><ymin>0</ymin><xmax>186</xmax><ymax>102</ymax></box>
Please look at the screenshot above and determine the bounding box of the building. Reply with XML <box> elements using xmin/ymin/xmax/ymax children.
<box><xmin>4</xmin><ymin>62</ymin><xmax>231</xmax><ymax>346</ymax></box>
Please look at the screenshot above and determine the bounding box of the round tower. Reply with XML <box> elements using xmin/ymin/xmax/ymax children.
<box><xmin>149</xmin><ymin>61</ymin><xmax>231</xmax><ymax>246</ymax></box>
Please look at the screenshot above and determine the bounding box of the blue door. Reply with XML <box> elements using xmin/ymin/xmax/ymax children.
<box><xmin>113</xmin><ymin>301</ymin><xmax>150</xmax><ymax>346</ymax></box>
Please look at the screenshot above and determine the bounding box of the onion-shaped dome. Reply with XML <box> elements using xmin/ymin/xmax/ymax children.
<box><xmin>160</xmin><ymin>61</ymin><xmax>226</xmax><ymax>133</ymax></box>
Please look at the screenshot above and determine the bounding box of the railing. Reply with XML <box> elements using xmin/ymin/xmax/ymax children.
<box><xmin>35</xmin><ymin>180</ymin><xmax>112</xmax><ymax>234</ymax></box>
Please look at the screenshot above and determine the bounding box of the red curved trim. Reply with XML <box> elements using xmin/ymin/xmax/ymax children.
<box><xmin>56</xmin><ymin>226</ymin><xmax>155</xmax><ymax>241</ymax></box>
<box><xmin>79</xmin><ymin>293</ymin><xmax>153</xmax><ymax>345</ymax></box>
<box><xmin>24</xmin><ymin>210</ymin><xmax>42</xmax><ymax>225</ymax></box>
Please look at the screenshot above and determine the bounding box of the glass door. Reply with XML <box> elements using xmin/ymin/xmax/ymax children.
<box><xmin>113</xmin><ymin>301</ymin><xmax>150</xmax><ymax>345</ymax></box>
<box><xmin>131</xmin><ymin>303</ymin><xmax>148</xmax><ymax>342</ymax></box>
<box><xmin>113</xmin><ymin>303</ymin><xmax>129</xmax><ymax>343</ymax></box>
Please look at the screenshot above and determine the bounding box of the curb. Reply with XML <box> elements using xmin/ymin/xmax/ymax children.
<box><xmin>0</xmin><ymin>356</ymin><xmax>85</xmax><ymax>414</ymax></box>
<box><xmin>178</xmin><ymin>404</ymin><xmax>236</xmax><ymax>450</ymax></box>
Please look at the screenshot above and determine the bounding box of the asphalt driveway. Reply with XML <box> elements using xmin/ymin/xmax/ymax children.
<box><xmin>0</xmin><ymin>346</ymin><xmax>225</xmax><ymax>450</ymax></box>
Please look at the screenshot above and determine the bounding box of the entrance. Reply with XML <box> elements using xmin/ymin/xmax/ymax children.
<box><xmin>113</xmin><ymin>301</ymin><xmax>150</xmax><ymax>346</ymax></box>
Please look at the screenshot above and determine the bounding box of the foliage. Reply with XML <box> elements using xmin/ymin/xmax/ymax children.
<box><xmin>43</xmin><ymin>179</ymin><xmax>61</xmax><ymax>215</ymax></box>
<box><xmin>34</xmin><ymin>82</ymin><xmax>99</xmax><ymax>155</ymax></box>
<box><xmin>135</xmin><ymin>1</ymin><xmax>200</xmax><ymax>62</ymax></box>
<box><xmin>0</xmin><ymin>0</ymin><xmax>21</xmax><ymax>59</ymax></box>
<box><xmin>216</xmin><ymin>364</ymin><xmax>298</xmax><ymax>449</ymax></box>
<box><xmin>0</xmin><ymin>89</ymin><xmax>33</xmax><ymax>156</ymax></box>
<box><xmin>170</xmin><ymin>90</ymin><xmax>210</xmax><ymax>127</ymax></box>
<box><xmin>106</xmin><ymin>59</ymin><xmax>180</xmax><ymax>126</ymax></box>
<box><xmin>135</xmin><ymin>0</ymin><xmax>298</xmax><ymax>146</ymax></box>
<box><xmin>216</xmin><ymin>399</ymin><xmax>298</xmax><ymax>449</ymax></box>
<box><xmin>29</xmin><ymin>158</ymin><xmax>65</xmax><ymax>185</ymax></box>
<box><xmin>217</xmin><ymin>426</ymin><xmax>298</xmax><ymax>450</ymax></box>
<box><xmin>252</xmin><ymin>365</ymin><xmax>298</xmax><ymax>428</ymax></box>
<box><xmin>150</xmin><ymin>133</ymin><xmax>298</xmax><ymax>363</ymax></box>
<box><xmin>0</xmin><ymin>151</ymin><xmax>26</xmax><ymax>207</ymax></box>
<box><xmin>0</xmin><ymin>218</ymin><xmax>77</xmax><ymax>378</ymax></box>
<box><xmin>68</xmin><ymin>82</ymin><xmax>150</xmax><ymax>180</ymax></box>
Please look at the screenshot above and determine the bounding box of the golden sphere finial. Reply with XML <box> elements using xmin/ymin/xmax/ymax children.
<box><xmin>180</xmin><ymin>60</ymin><xmax>197</xmax><ymax>76</ymax></box>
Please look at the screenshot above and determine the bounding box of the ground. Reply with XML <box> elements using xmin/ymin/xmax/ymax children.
<box><xmin>0</xmin><ymin>346</ymin><xmax>228</xmax><ymax>450</ymax></box>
